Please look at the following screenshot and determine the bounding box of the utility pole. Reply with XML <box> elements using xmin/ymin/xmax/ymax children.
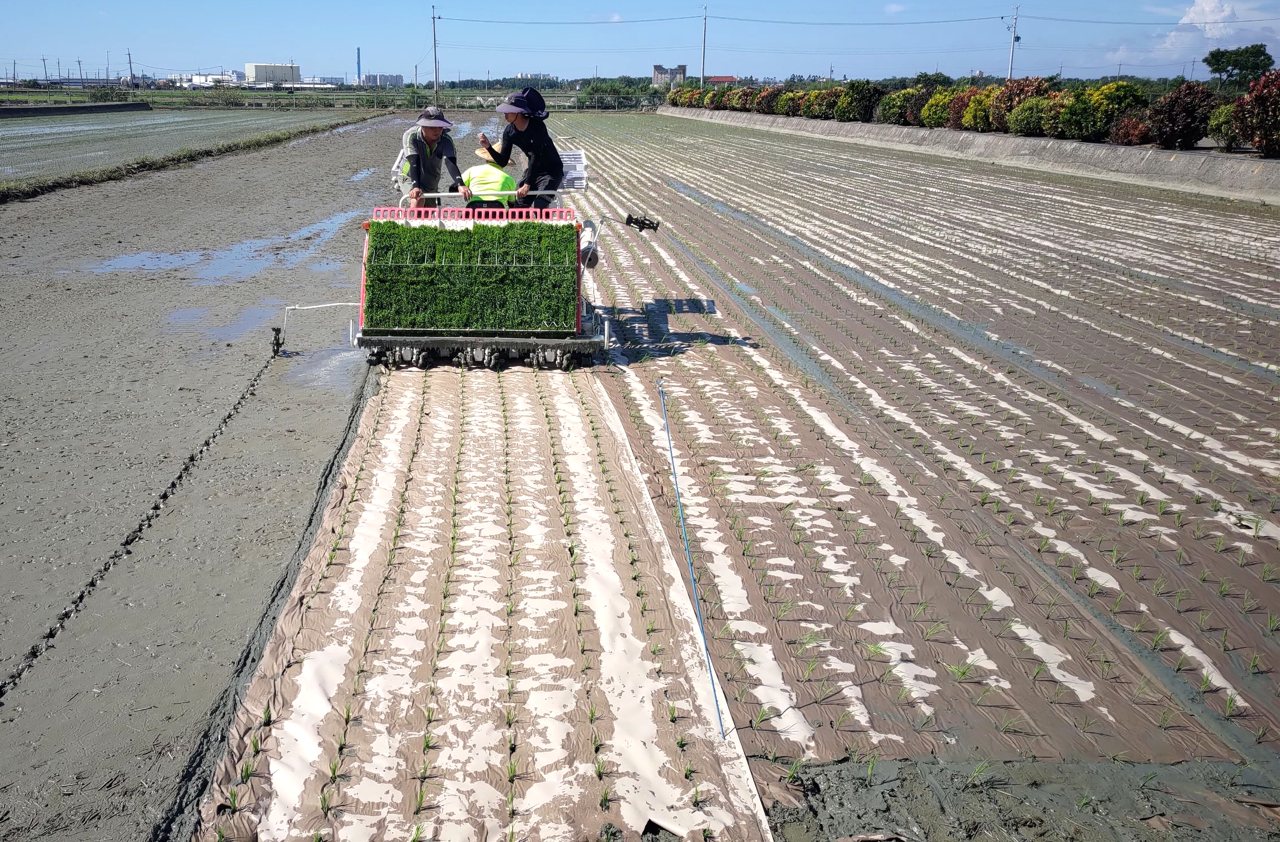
<box><xmin>700</xmin><ymin>4</ymin><xmax>707</xmax><ymax>90</ymax></box>
<box><xmin>57</xmin><ymin>59</ymin><xmax>61</xmax><ymax>79</ymax></box>
<box><xmin>431</xmin><ymin>5</ymin><xmax>440</xmax><ymax>104</ymax></box>
<box><xmin>127</xmin><ymin>49</ymin><xmax>134</xmax><ymax>86</ymax></box>
<box><xmin>41</xmin><ymin>56</ymin><xmax>48</xmax><ymax>82</ymax></box>
<box><xmin>1005</xmin><ymin>5</ymin><xmax>1020</xmax><ymax>81</ymax></box>
<box><xmin>77</xmin><ymin>58</ymin><xmax>83</xmax><ymax>83</ymax></box>
<box><xmin>106</xmin><ymin>49</ymin><xmax>110</xmax><ymax>82</ymax></box>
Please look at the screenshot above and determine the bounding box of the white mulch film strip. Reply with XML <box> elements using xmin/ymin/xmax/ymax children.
<box><xmin>564</xmin><ymin>116</ymin><xmax>1274</xmax><ymax>759</ymax></box>
<box><xmin>202</xmin><ymin>367</ymin><xmax>771</xmax><ymax>840</ymax></box>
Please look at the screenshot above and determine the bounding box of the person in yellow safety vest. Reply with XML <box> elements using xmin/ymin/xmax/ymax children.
<box><xmin>459</xmin><ymin>144</ymin><xmax>518</xmax><ymax>209</ymax></box>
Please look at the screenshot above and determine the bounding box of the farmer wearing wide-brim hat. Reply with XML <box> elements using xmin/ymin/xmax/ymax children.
<box><xmin>476</xmin><ymin>87</ymin><xmax>564</xmax><ymax>210</ymax></box>
<box><xmin>459</xmin><ymin>144</ymin><xmax>519</xmax><ymax>209</ymax></box>
<box><xmin>398</xmin><ymin>106</ymin><xmax>467</xmax><ymax>207</ymax></box>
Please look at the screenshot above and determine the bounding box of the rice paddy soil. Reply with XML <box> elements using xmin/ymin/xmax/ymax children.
<box><xmin>1</xmin><ymin>111</ymin><xmax>1278</xmax><ymax>841</ymax></box>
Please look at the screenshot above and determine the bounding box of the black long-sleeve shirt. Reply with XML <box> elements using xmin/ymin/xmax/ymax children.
<box><xmin>486</xmin><ymin>119</ymin><xmax>563</xmax><ymax>187</ymax></box>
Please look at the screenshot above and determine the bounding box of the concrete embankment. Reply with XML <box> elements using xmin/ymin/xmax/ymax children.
<box><xmin>0</xmin><ymin>101</ymin><xmax>152</xmax><ymax>118</ymax></box>
<box><xmin>659</xmin><ymin>105</ymin><xmax>1280</xmax><ymax>205</ymax></box>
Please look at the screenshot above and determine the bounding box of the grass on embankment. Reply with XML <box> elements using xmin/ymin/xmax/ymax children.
<box><xmin>0</xmin><ymin>113</ymin><xmax>377</xmax><ymax>204</ymax></box>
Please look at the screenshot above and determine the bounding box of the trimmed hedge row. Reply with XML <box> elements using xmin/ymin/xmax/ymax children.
<box><xmin>363</xmin><ymin>221</ymin><xmax>579</xmax><ymax>333</ymax></box>
<box><xmin>668</xmin><ymin>71</ymin><xmax>1280</xmax><ymax>157</ymax></box>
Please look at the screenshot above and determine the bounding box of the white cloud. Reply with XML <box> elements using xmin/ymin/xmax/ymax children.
<box><xmin>610</xmin><ymin>12</ymin><xmax>623</xmax><ymax>22</ymax></box>
<box><xmin>1104</xmin><ymin>0</ymin><xmax>1278</xmax><ymax>73</ymax></box>
<box><xmin>884</xmin><ymin>3</ymin><xmax>907</xmax><ymax>13</ymax></box>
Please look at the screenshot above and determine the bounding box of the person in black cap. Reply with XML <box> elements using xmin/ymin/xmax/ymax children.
<box><xmin>476</xmin><ymin>87</ymin><xmax>564</xmax><ymax>209</ymax></box>
<box><xmin>398</xmin><ymin>106</ymin><xmax>467</xmax><ymax>207</ymax></box>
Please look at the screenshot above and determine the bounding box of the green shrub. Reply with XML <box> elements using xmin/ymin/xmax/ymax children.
<box><xmin>1086</xmin><ymin>81</ymin><xmax>1148</xmax><ymax>127</ymax></box>
<box><xmin>962</xmin><ymin>87</ymin><xmax>999</xmax><ymax>132</ymax></box>
<box><xmin>1041</xmin><ymin>92</ymin><xmax>1072</xmax><ymax>138</ymax></box>
<box><xmin>947</xmin><ymin>87</ymin><xmax>981</xmax><ymax>129</ymax></box>
<box><xmin>776</xmin><ymin>91</ymin><xmax>806</xmax><ymax>117</ymax></box>
<box><xmin>921</xmin><ymin>89</ymin><xmax>959</xmax><ymax>128</ymax></box>
<box><xmin>363</xmin><ymin>221</ymin><xmax>579</xmax><ymax>332</ymax></box>
<box><xmin>1008</xmin><ymin>96</ymin><xmax>1050</xmax><ymax>136</ymax></box>
<box><xmin>1060</xmin><ymin>96</ymin><xmax>1107</xmax><ymax>141</ymax></box>
<box><xmin>88</xmin><ymin>87</ymin><xmax>130</xmax><ymax>103</ymax></box>
<box><xmin>1235</xmin><ymin>70</ymin><xmax>1280</xmax><ymax>157</ymax></box>
<box><xmin>991</xmin><ymin>77</ymin><xmax>1052</xmax><ymax>133</ymax></box>
<box><xmin>875</xmin><ymin>87</ymin><xmax>922</xmax><ymax>125</ymax></box>
<box><xmin>724</xmin><ymin>86</ymin><xmax>758</xmax><ymax>111</ymax></box>
<box><xmin>833</xmin><ymin>80</ymin><xmax>885</xmax><ymax>122</ymax></box>
<box><xmin>1208</xmin><ymin>102</ymin><xmax>1240</xmax><ymax>151</ymax></box>
<box><xmin>801</xmin><ymin>88</ymin><xmax>842</xmax><ymax>120</ymax></box>
<box><xmin>1148</xmin><ymin>81</ymin><xmax>1217</xmax><ymax>150</ymax></box>
<box><xmin>666</xmin><ymin>88</ymin><xmax>681</xmax><ymax>106</ymax></box>
<box><xmin>1109</xmin><ymin>115</ymin><xmax>1153</xmax><ymax>145</ymax></box>
<box><xmin>754</xmin><ymin>85</ymin><xmax>786</xmax><ymax>114</ymax></box>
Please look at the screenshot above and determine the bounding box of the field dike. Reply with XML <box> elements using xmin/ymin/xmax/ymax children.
<box><xmin>0</xmin><ymin>112</ymin><xmax>376</xmax><ymax>204</ymax></box>
<box><xmin>658</xmin><ymin>105</ymin><xmax>1280</xmax><ymax>205</ymax></box>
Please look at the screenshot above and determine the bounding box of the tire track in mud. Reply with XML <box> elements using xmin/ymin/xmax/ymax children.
<box><xmin>0</xmin><ymin>349</ymin><xmax>283</xmax><ymax>706</ymax></box>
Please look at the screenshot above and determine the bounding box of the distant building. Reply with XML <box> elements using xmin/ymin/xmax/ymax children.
<box><xmin>514</xmin><ymin>72</ymin><xmax>553</xmax><ymax>80</ymax></box>
<box><xmin>191</xmin><ymin>73</ymin><xmax>240</xmax><ymax>87</ymax></box>
<box><xmin>653</xmin><ymin>64</ymin><xmax>686</xmax><ymax>86</ymax></box>
<box><xmin>245</xmin><ymin>63</ymin><xmax>301</xmax><ymax>85</ymax></box>
<box><xmin>362</xmin><ymin>73</ymin><xmax>404</xmax><ymax>87</ymax></box>
<box><xmin>305</xmin><ymin>76</ymin><xmax>345</xmax><ymax>85</ymax></box>
<box><xmin>706</xmin><ymin>75</ymin><xmax>738</xmax><ymax>87</ymax></box>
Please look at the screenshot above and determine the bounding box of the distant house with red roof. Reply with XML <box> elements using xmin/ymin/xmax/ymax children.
<box><xmin>706</xmin><ymin>75</ymin><xmax>738</xmax><ymax>87</ymax></box>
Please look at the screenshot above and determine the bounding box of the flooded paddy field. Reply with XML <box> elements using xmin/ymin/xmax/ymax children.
<box><xmin>1</xmin><ymin>111</ymin><xmax>1277</xmax><ymax>841</ymax></box>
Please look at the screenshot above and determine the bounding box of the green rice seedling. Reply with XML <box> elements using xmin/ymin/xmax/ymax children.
<box><xmin>963</xmin><ymin>760</ymin><xmax>993</xmax><ymax>790</ymax></box>
<box><xmin>422</xmin><ymin>732</ymin><xmax>437</xmax><ymax>753</ymax></box>
<box><xmin>319</xmin><ymin>789</ymin><xmax>333</xmax><ymax>818</ymax></box>
<box><xmin>675</xmin><ymin>735</ymin><xmax>688</xmax><ymax>751</ymax></box>
<box><xmin>922</xmin><ymin>621</ymin><xmax>947</xmax><ymax>640</ymax></box>
<box><xmin>667</xmin><ymin>703</ymin><xmax>679</xmax><ymax>724</ymax></box>
<box><xmin>752</xmin><ymin>705</ymin><xmax>775</xmax><ymax>729</ymax></box>
<box><xmin>1199</xmin><ymin>673</ymin><xmax>1214</xmax><ymax>693</ymax></box>
<box><xmin>1151</xmin><ymin>629</ymin><xmax>1170</xmax><ymax>651</ymax></box>
<box><xmin>239</xmin><ymin>760</ymin><xmax>254</xmax><ymax>785</ymax></box>
<box><xmin>250</xmin><ymin>734</ymin><xmax>261</xmax><ymax>756</ymax></box>
<box><xmin>599</xmin><ymin>786</ymin><xmax>612</xmax><ymax>811</ymax></box>
<box><xmin>865</xmin><ymin>754</ymin><xmax>878</xmax><ymax>785</ymax></box>
<box><xmin>1224</xmin><ymin>694</ymin><xmax>1242</xmax><ymax>718</ymax></box>
<box><xmin>997</xmin><ymin>716</ymin><xmax>1026</xmax><ymax>734</ymax></box>
<box><xmin>591</xmin><ymin>729</ymin><xmax>603</xmax><ymax>754</ymax></box>
<box><xmin>1267</xmin><ymin>614</ymin><xmax>1280</xmax><ymax>634</ymax></box>
<box><xmin>261</xmin><ymin>705</ymin><xmax>273</xmax><ymax>728</ymax></box>
<box><xmin>413</xmin><ymin>785</ymin><xmax>427</xmax><ymax>814</ymax></box>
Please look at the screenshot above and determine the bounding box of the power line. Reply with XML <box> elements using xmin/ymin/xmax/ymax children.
<box><xmin>438</xmin><ymin>41</ymin><xmax>698</xmax><ymax>54</ymax></box>
<box><xmin>710</xmin><ymin>14</ymin><xmax>1004</xmax><ymax>26</ymax></box>
<box><xmin>439</xmin><ymin>14</ymin><xmax>699</xmax><ymax>25</ymax></box>
<box><xmin>1022</xmin><ymin>14</ymin><xmax>1280</xmax><ymax>25</ymax></box>
<box><xmin>712</xmin><ymin>44</ymin><xmax>1005</xmax><ymax>57</ymax></box>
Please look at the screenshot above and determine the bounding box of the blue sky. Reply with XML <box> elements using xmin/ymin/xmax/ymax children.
<box><xmin>5</xmin><ymin>0</ymin><xmax>1278</xmax><ymax>82</ymax></box>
